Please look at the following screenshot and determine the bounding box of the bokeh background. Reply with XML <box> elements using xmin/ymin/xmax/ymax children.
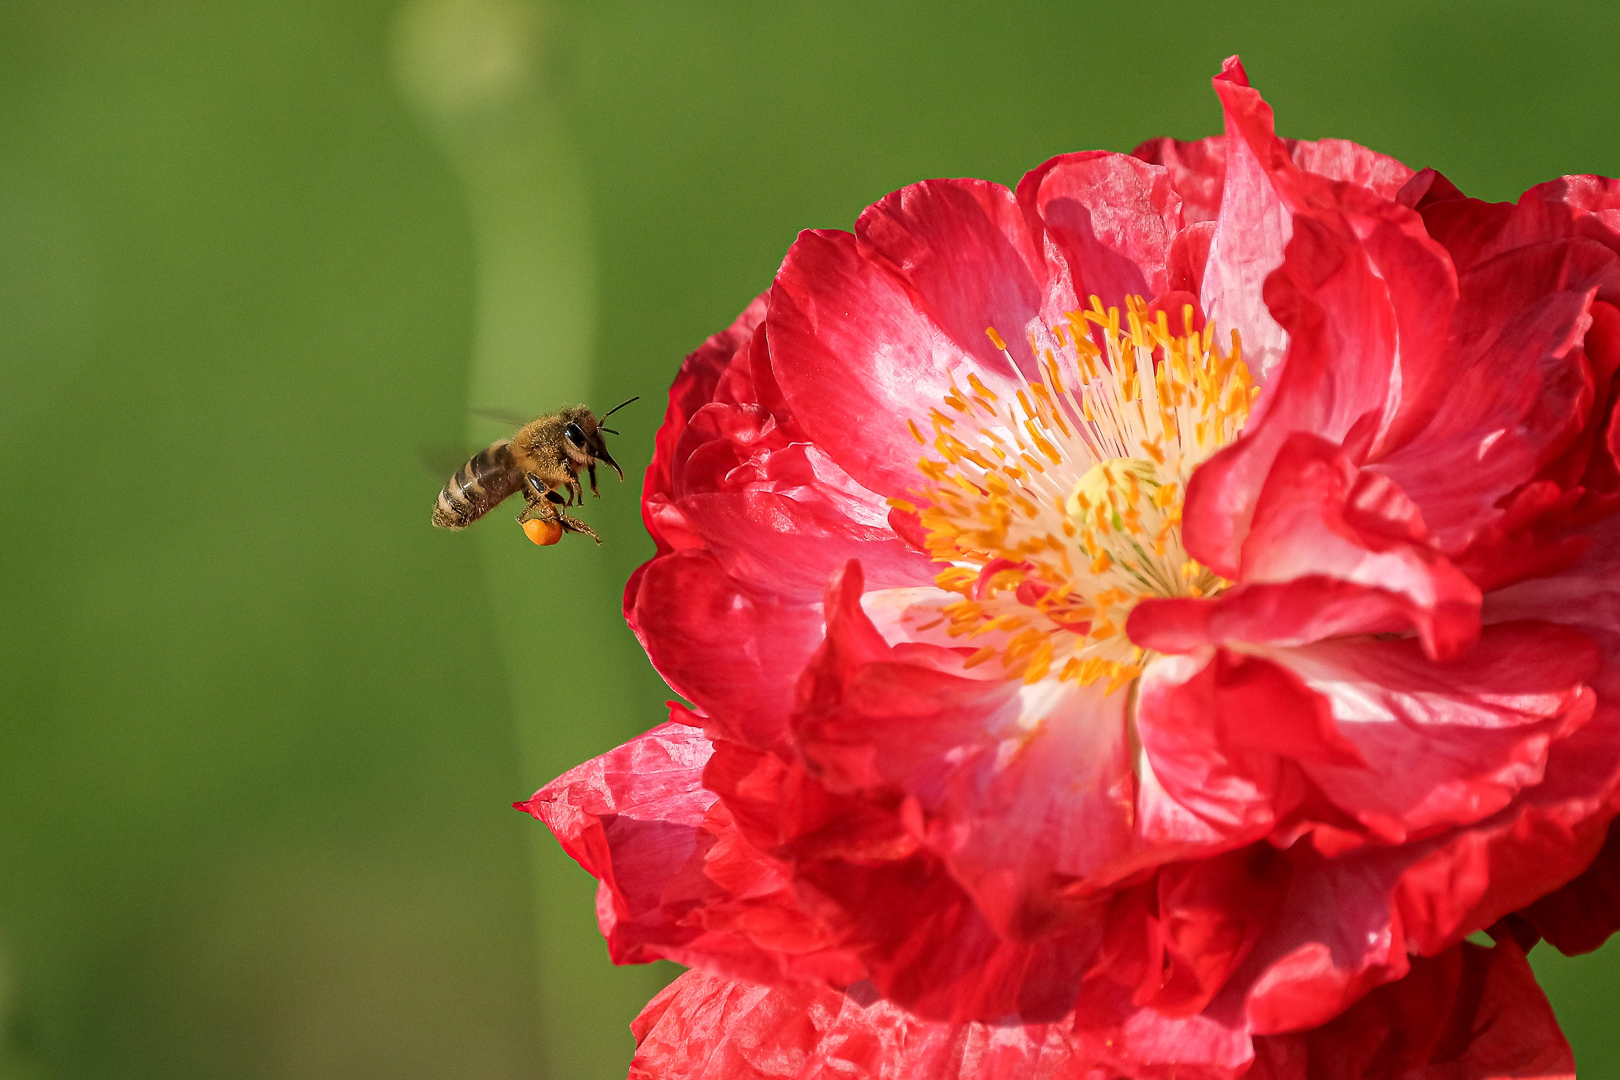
<box><xmin>3</xmin><ymin>1</ymin><xmax>1620</xmax><ymax>1077</ymax></box>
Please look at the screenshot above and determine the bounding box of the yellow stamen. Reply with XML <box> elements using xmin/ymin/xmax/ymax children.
<box><xmin>908</xmin><ymin>296</ymin><xmax>1252</xmax><ymax>695</ymax></box>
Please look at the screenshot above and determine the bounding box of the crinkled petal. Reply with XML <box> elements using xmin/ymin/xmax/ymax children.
<box><xmin>853</xmin><ymin>177</ymin><xmax>1074</xmax><ymax>381</ymax></box>
<box><xmin>516</xmin><ymin>719</ymin><xmax>865</xmax><ymax>985</ymax></box>
<box><xmin>644</xmin><ymin>294</ymin><xmax>770</xmax><ymax>552</ymax></box>
<box><xmin>1015</xmin><ymin>151</ymin><xmax>1186</xmax><ymax>312</ymax></box>
<box><xmin>1130</xmin><ymin>577</ymin><xmax>1452</xmax><ymax>656</ymax></box>
<box><xmin>705</xmin><ymin>734</ymin><xmax>1106</xmax><ymax>1024</ymax></box>
<box><xmin>793</xmin><ymin>561</ymin><xmax>1142</xmax><ymax>937</ymax></box>
<box><xmin>1366</xmin><ymin>237</ymin><xmax>1614</xmax><ymax>551</ymax></box>
<box><xmin>1134</xmin><ymin>130</ymin><xmax>1413</xmax><ymax>226</ymax></box>
<box><xmin>1133</xmin><ymin>134</ymin><xmax>1226</xmax><ymax>225</ymax></box>
<box><xmin>766</xmin><ymin>227</ymin><xmax>974</xmax><ymax>497</ymax></box>
<box><xmin>630</xmin><ymin>941</ymin><xmax>1569</xmax><ymax>1080</ymax></box>
<box><xmin>629</xmin><ymin>971</ymin><xmax>1117</xmax><ymax>1080</ymax></box>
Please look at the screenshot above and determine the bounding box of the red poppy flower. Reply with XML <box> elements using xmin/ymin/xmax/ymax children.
<box><xmin>520</xmin><ymin>56</ymin><xmax>1620</xmax><ymax>1077</ymax></box>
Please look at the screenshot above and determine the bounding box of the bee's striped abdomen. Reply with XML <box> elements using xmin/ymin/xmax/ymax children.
<box><xmin>432</xmin><ymin>440</ymin><xmax>523</xmax><ymax>529</ymax></box>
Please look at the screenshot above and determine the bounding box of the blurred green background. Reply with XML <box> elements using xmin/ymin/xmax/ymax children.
<box><xmin>2</xmin><ymin>1</ymin><xmax>1619</xmax><ymax>1077</ymax></box>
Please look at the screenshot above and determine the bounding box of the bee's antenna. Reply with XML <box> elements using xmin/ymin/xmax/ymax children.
<box><xmin>600</xmin><ymin>426</ymin><xmax>619</xmax><ymax>435</ymax></box>
<box><xmin>599</xmin><ymin>395</ymin><xmax>640</xmax><ymax>422</ymax></box>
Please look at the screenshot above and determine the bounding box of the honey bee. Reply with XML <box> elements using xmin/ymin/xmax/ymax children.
<box><xmin>431</xmin><ymin>398</ymin><xmax>637</xmax><ymax>545</ymax></box>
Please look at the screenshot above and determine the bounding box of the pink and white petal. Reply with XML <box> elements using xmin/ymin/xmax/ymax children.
<box><xmin>678</xmin><ymin>489</ymin><xmax>934</xmax><ymax>603</ymax></box>
<box><xmin>768</xmin><ymin>229</ymin><xmax>999</xmax><ymax>498</ymax></box>
<box><xmin>1133</xmin><ymin>650</ymin><xmax>1362</xmax><ymax>858</ymax></box>
<box><xmin>854</xmin><ymin>177</ymin><xmax>1076</xmax><ymax>379</ymax></box>
<box><xmin>1267</xmin><ymin>623</ymin><xmax>1598</xmax><ymax>846</ymax></box>
<box><xmin>1200</xmin><ymin>58</ymin><xmax>1292</xmax><ymax>383</ymax></box>
<box><xmin>1016</xmin><ymin>151</ymin><xmax>1185</xmax><ymax>312</ymax></box>
<box><xmin>792</xmin><ymin>561</ymin><xmax>1142</xmax><ymax>936</ymax></box>
<box><xmin>1133</xmin><ymin>131</ymin><xmax>1413</xmax><ymax>230</ymax></box>
<box><xmin>1184</xmin><ymin>61</ymin><xmax>1459</xmax><ymax>577</ymax></box>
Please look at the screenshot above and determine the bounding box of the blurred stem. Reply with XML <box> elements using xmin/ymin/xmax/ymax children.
<box><xmin>391</xmin><ymin>2</ymin><xmax>660</xmax><ymax>1075</ymax></box>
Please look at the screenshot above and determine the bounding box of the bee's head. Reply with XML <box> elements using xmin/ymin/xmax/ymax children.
<box><xmin>558</xmin><ymin>403</ymin><xmax>625</xmax><ymax>480</ymax></box>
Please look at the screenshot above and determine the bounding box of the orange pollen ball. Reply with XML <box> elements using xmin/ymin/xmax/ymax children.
<box><xmin>893</xmin><ymin>295</ymin><xmax>1253</xmax><ymax>693</ymax></box>
<box><xmin>522</xmin><ymin>517</ymin><xmax>564</xmax><ymax>546</ymax></box>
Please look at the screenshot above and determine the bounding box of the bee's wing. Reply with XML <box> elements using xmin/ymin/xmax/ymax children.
<box><xmin>469</xmin><ymin>407</ymin><xmax>531</xmax><ymax>428</ymax></box>
<box><xmin>419</xmin><ymin>446</ymin><xmax>477</xmax><ymax>482</ymax></box>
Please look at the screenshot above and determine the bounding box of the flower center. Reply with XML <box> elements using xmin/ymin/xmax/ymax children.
<box><xmin>893</xmin><ymin>296</ymin><xmax>1254</xmax><ymax>693</ymax></box>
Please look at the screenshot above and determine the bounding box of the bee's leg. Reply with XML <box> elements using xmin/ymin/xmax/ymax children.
<box><xmin>523</xmin><ymin>474</ymin><xmax>550</xmax><ymax>509</ymax></box>
<box><xmin>558</xmin><ymin>510</ymin><xmax>603</xmax><ymax>545</ymax></box>
<box><xmin>518</xmin><ymin>487</ymin><xmax>563</xmax><ymax>525</ymax></box>
<box><xmin>567</xmin><ymin>475</ymin><xmax>584</xmax><ymax>506</ymax></box>
<box><xmin>587</xmin><ymin>462</ymin><xmax>600</xmax><ymax>497</ymax></box>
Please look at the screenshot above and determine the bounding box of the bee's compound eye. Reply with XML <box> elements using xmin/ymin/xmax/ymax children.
<box><xmin>564</xmin><ymin>422</ymin><xmax>586</xmax><ymax>449</ymax></box>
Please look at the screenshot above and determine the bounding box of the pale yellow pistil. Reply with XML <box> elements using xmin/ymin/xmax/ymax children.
<box><xmin>892</xmin><ymin>296</ymin><xmax>1255</xmax><ymax>694</ymax></box>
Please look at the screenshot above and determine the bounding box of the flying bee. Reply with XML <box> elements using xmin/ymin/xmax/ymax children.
<box><xmin>431</xmin><ymin>398</ymin><xmax>637</xmax><ymax>545</ymax></box>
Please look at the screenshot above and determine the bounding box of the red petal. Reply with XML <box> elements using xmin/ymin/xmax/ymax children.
<box><xmin>629</xmin><ymin>942</ymin><xmax>1570</xmax><ymax>1080</ymax></box>
<box><xmin>1130</xmin><ymin>577</ymin><xmax>1448</xmax><ymax>656</ymax></box>
<box><xmin>766</xmin><ymin>228</ymin><xmax>976</xmax><ymax>497</ymax></box>
<box><xmin>1518</xmin><ymin>815</ymin><xmax>1620</xmax><ymax>954</ymax></box>
<box><xmin>1247</xmin><ymin>941</ymin><xmax>1573</xmax><ymax>1080</ymax></box>
<box><xmin>1197</xmin><ymin>58</ymin><xmax>1293</xmax><ymax>385</ymax></box>
<box><xmin>1366</xmin><ymin>237</ymin><xmax>1613</xmax><ymax>551</ymax></box>
<box><xmin>1231</xmin><ymin>710</ymin><xmax>1620</xmax><ymax>1032</ymax></box>
<box><xmin>627</xmin><ymin>550</ymin><xmax>826</xmax><ymax>748</ymax></box>
<box><xmin>1283</xmin><ymin>138</ymin><xmax>1414</xmax><ymax>200</ymax></box>
<box><xmin>1134</xmin><ymin>131</ymin><xmax>1412</xmax><ymax>227</ymax></box>
<box><xmin>1185</xmin><ymin>68</ymin><xmax>1459</xmax><ymax>576</ymax></box>
<box><xmin>704</xmin><ymin>733</ymin><xmax>1106</xmax><ymax>1024</ymax></box>
<box><xmin>644</xmin><ymin>295</ymin><xmax>769</xmax><ymax>552</ymax></box>
<box><xmin>853</xmin><ymin>177</ymin><xmax>1073</xmax><ymax>379</ymax></box>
